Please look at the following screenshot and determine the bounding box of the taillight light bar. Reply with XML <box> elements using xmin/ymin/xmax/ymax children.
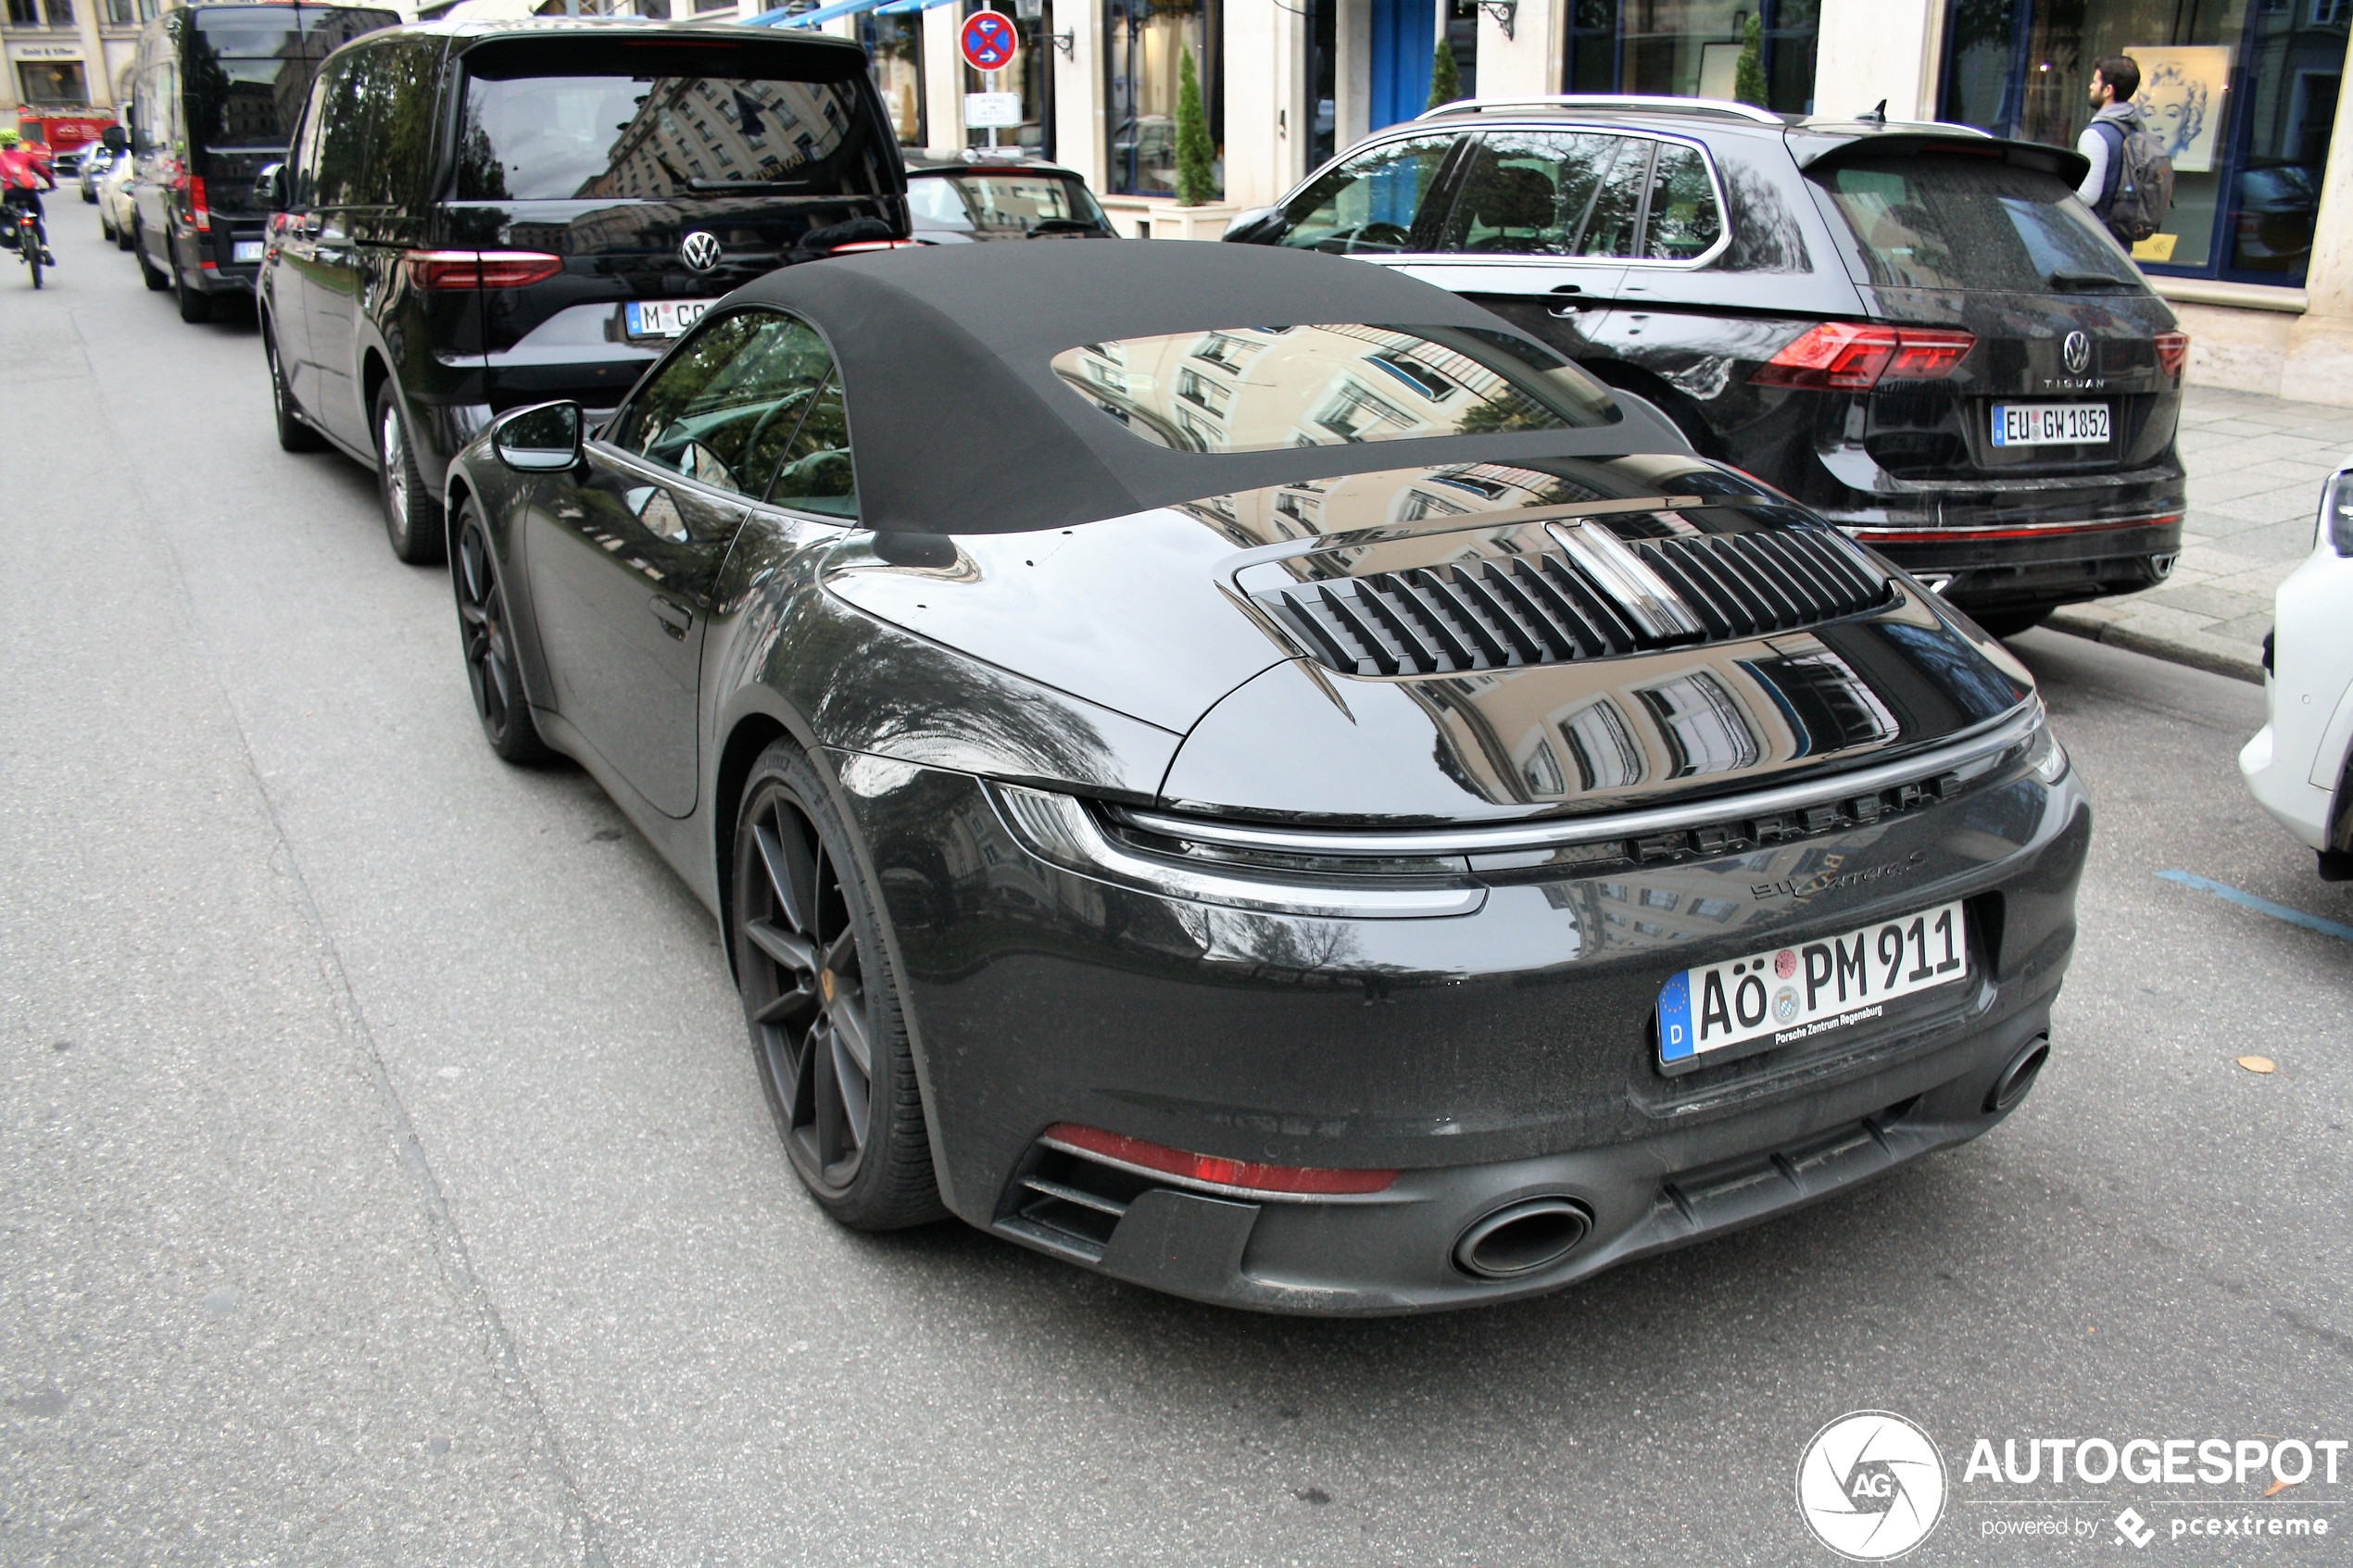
<box><xmin>402</xmin><ymin>249</ymin><xmax>565</xmax><ymax>290</ymax></box>
<box><xmin>1041</xmin><ymin>1123</ymin><xmax>1398</xmax><ymax>1197</ymax></box>
<box><xmin>1752</xmin><ymin>322</ymin><xmax>1977</xmax><ymax>390</ymax></box>
<box><xmin>826</xmin><ymin>238</ymin><xmax>921</xmax><ymax>254</ymax></box>
<box><xmin>2154</xmin><ymin>329</ymin><xmax>2189</xmax><ymax>378</ymax></box>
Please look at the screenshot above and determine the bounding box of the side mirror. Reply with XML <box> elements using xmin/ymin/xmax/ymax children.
<box><xmin>493</xmin><ymin>401</ymin><xmax>583</xmax><ymax>472</ymax></box>
<box><xmin>1219</xmin><ymin>205</ymin><xmax>1283</xmax><ymax>244</ymax></box>
<box><xmin>101</xmin><ymin>125</ymin><xmax>126</xmax><ymax>154</ymax></box>
<box><xmin>257</xmin><ymin>160</ymin><xmax>287</xmax><ymax>211</ymax></box>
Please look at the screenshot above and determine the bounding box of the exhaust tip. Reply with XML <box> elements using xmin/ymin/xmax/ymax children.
<box><xmin>1453</xmin><ymin>1198</ymin><xmax>1593</xmax><ymax>1281</ymax></box>
<box><xmin>1986</xmin><ymin>1036</ymin><xmax>2050</xmax><ymax>1114</ymax></box>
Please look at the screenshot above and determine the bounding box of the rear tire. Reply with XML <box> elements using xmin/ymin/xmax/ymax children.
<box><xmin>734</xmin><ymin>741</ymin><xmax>944</xmax><ymax>1231</ymax></box>
<box><xmin>373</xmin><ymin>380</ymin><xmax>446</xmax><ymax>565</ymax></box>
<box><xmin>134</xmin><ymin>221</ymin><xmax>168</xmax><ymax>291</ymax></box>
<box><xmin>114</xmin><ymin>217</ymin><xmax>132</xmax><ymax>252</ymax></box>
<box><xmin>264</xmin><ymin>324</ymin><xmax>326</xmax><ymax>453</ymax></box>
<box><xmin>451</xmin><ymin>503</ymin><xmax>553</xmax><ymax>765</ymax></box>
<box><xmin>174</xmin><ymin>262</ymin><xmax>211</xmax><ymax>323</ymax></box>
<box><xmin>98</xmin><ymin>208</ymin><xmax>115</xmax><ymax>240</ymax></box>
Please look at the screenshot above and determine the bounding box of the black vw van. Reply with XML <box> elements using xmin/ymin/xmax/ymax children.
<box><xmin>126</xmin><ymin>2</ymin><xmax>396</xmax><ymax>322</ymax></box>
<box><xmin>256</xmin><ymin>19</ymin><xmax>910</xmax><ymax>563</ymax></box>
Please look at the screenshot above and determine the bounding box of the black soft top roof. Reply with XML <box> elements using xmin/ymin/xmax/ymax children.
<box><xmin>727</xmin><ymin>242</ymin><xmax>1675</xmax><ymax>533</ymax></box>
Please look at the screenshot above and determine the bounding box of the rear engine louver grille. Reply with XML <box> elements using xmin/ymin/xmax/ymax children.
<box><xmin>1261</xmin><ymin>529</ymin><xmax>1891</xmax><ymax>677</ymax></box>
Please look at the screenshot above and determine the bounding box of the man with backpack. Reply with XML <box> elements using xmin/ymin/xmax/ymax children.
<box><xmin>2076</xmin><ymin>56</ymin><xmax>2173</xmax><ymax>248</ymax></box>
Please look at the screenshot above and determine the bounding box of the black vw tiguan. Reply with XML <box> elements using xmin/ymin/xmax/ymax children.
<box><xmin>1226</xmin><ymin>99</ymin><xmax>2190</xmax><ymax>637</ymax></box>
<box><xmin>256</xmin><ymin>19</ymin><xmax>909</xmax><ymax>562</ymax></box>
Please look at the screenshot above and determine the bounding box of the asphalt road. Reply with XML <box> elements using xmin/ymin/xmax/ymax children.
<box><xmin>5</xmin><ymin>210</ymin><xmax>2350</xmax><ymax>1568</ymax></box>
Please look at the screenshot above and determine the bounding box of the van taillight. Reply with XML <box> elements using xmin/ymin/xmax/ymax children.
<box><xmin>184</xmin><ymin>174</ymin><xmax>209</xmax><ymax>232</ymax></box>
<box><xmin>402</xmin><ymin>249</ymin><xmax>564</xmax><ymax>290</ymax></box>
<box><xmin>2154</xmin><ymin>330</ymin><xmax>2189</xmax><ymax>378</ymax></box>
<box><xmin>1752</xmin><ymin>322</ymin><xmax>1977</xmax><ymax>390</ymax></box>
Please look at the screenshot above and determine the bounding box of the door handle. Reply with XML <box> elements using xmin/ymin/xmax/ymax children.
<box><xmin>650</xmin><ymin>596</ymin><xmax>694</xmax><ymax>640</ymax></box>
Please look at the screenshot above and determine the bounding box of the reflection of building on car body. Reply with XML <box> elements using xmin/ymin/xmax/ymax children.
<box><xmin>435</xmin><ymin>241</ymin><xmax>2086</xmax><ymax>1314</ymax></box>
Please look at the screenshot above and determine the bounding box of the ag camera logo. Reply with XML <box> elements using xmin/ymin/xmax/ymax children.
<box><xmin>1797</xmin><ymin>1411</ymin><xmax>1947</xmax><ymax>1560</ymax></box>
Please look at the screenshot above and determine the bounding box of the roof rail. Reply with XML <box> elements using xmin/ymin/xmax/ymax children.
<box><xmin>1416</xmin><ymin>94</ymin><xmax>1789</xmax><ymax>126</ymax></box>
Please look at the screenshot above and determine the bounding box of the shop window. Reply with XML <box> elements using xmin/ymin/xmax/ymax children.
<box><xmin>1305</xmin><ymin>0</ymin><xmax>1337</xmax><ymax>170</ymax></box>
<box><xmin>1938</xmin><ymin>0</ymin><xmax>2347</xmax><ymax>284</ymax></box>
<box><xmin>1566</xmin><ymin>0</ymin><xmax>1818</xmax><ymax>114</ymax></box>
<box><xmin>16</xmin><ymin>61</ymin><xmax>89</xmax><ymax>105</ymax></box>
<box><xmin>965</xmin><ymin>0</ymin><xmax>1051</xmax><ymax>157</ymax></box>
<box><xmin>1104</xmin><ymin>0</ymin><xmax>1219</xmax><ymax>196</ymax></box>
<box><xmin>859</xmin><ymin>7</ymin><xmax>925</xmax><ymax>148</ymax></box>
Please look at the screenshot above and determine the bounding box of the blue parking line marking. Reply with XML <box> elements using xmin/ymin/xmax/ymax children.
<box><xmin>2157</xmin><ymin>870</ymin><xmax>2353</xmax><ymax>945</ymax></box>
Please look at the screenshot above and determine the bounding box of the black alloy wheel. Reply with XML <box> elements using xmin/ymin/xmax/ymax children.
<box><xmin>264</xmin><ymin>323</ymin><xmax>326</xmax><ymax>453</ymax></box>
<box><xmin>374</xmin><ymin>381</ymin><xmax>446</xmax><ymax>565</ymax></box>
<box><xmin>733</xmin><ymin>742</ymin><xmax>942</xmax><ymax>1229</ymax></box>
<box><xmin>453</xmin><ymin>505</ymin><xmax>550</xmax><ymax>764</ymax></box>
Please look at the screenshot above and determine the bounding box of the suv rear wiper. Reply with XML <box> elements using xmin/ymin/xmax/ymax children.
<box><xmin>2048</xmin><ymin>269</ymin><xmax>2134</xmax><ymax>292</ymax></box>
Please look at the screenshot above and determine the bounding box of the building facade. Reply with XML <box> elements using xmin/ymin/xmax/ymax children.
<box><xmin>14</xmin><ymin>0</ymin><xmax>2353</xmax><ymax>402</ymax></box>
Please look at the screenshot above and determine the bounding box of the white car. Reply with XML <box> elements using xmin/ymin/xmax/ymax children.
<box><xmin>97</xmin><ymin>154</ymin><xmax>137</xmax><ymax>251</ymax></box>
<box><xmin>2240</xmin><ymin>462</ymin><xmax>2353</xmax><ymax>879</ymax></box>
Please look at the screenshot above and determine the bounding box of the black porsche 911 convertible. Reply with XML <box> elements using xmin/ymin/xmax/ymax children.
<box><xmin>442</xmin><ymin>242</ymin><xmax>2087</xmax><ymax>1314</ymax></box>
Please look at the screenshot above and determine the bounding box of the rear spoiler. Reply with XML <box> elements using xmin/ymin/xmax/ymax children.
<box><xmin>1790</xmin><ymin>130</ymin><xmax>2090</xmax><ymax>190</ymax></box>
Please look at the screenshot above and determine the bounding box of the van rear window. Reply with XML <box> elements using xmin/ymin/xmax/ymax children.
<box><xmin>193</xmin><ymin>5</ymin><xmax>395</xmax><ymax>58</ymax></box>
<box><xmin>1816</xmin><ymin>157</ymin><xmax>2143</xmax><ymax>294</ymax></box>
<box><xmin>455</xmin><ymin>69</ymin><xmax>882</xmax><ymax>202</ymax></box>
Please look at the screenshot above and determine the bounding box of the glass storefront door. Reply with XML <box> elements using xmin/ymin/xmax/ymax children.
<box><xmin>964</xmin><ymin>0</ymin><xmax>1053</xmax><ymax>157</ymax></box>
<box><xmin>1939</xmin><ymin>0</ymin><xmax>2348</xmax><ymax>283</ymax></box>
<box><xmin>1103</xmin><ymin>0</ymin><xmax>1219</xmax><ymax>194</ymax></box>
<box><xmin>861</xmin><ymin>8</ymin><xmax>926</xmax><ymax>148</ymax></box>
<box><xmin>1565</xmin><ymin>0</ymin><xmax>1819</xmax><ymax>113</ymax></box>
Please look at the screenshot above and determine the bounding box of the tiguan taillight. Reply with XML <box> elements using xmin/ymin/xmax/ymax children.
<box><xmin>402</xmin><ymin>249</ymin><xmax>564</xmax><ymax>290</ymax></box>
<box><xmin>1752</xmin><ymin>323</ymin><xmax>1977</xmax><ymax>390</ymax></box>
<box><xmin>2154</xmin><ymin>330</ymin><xmax>2190</xmax><ymax>378</ymax></box>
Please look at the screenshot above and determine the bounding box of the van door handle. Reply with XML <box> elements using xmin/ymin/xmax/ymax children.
<box><xmin>650</xmin><ymin>596</ymin><xmax>694</xmax><ymax>640</ymax></box>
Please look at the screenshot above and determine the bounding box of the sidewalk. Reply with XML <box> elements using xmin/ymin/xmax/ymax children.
<box><xmin>2045</xmin><ymin>386</ymin><xmax>2353</xmax><ymax>683</ymax></box>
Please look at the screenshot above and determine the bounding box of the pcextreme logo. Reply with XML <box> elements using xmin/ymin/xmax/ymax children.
<box><xmin>1797</xmin><ymin>1411</ymin><xmax>1949</xmax><ymax>1561</ymax></box>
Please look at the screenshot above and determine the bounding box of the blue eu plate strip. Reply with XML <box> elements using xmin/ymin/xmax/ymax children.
<box><xmin>1657</xmin><ymin>971</ymin><xmax>1695</xmax><ymax>1061</ymax></box>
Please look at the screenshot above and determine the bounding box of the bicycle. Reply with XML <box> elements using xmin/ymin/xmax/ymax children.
<box><xmin>11</xmin><ymin>202</ymin><xmax>41</xmax><ymax>289</ymax></box>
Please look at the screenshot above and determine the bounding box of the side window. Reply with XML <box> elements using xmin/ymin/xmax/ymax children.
<box><xmin>287</xmin><ymin>77</ymin><xmax>327</xmax><ymax>207</ymax></box>
<box><xmin>309</xmin><ymin>56</ymin><xmax>374</xmax><ymax>207</ymax></box>
<box><xmin>1576</xmin><ymin>139</ymin><xmax>1653</xmax><ymax>258</ymax></box>
<box><xmin>371</xmin><ymin>42</ymin><xmax>439</xmax><ymax>208</ymax></box>
<box><xmin>1276</xmin><ymin>135</ymin><xmax>1456</xmax><ymax>255</ymax></box>
<box><xmin>1439</xmin><ymin>131</ymin><xmax>1617</xmax><ymax>256</ymax></box>
<box><xmin>610</xmin><ymin>310</ymin><xmax>854</xmax><ymax>518</ymax></box>
<box><xmin>1643</xmin><ymin>144</ymin><xmax>1723</xmax><ymax>260</ymax></box>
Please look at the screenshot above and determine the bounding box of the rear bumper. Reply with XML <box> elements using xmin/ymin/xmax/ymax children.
<box><xmin>1851</xmin><ymin>516</ymin><xmax>2184</xmax><ymax>611</ymax></box>
<box><xmin>838</xmin><ymin>755</ymin><xmax>2091</xmax><ymax>1314</ymax></box>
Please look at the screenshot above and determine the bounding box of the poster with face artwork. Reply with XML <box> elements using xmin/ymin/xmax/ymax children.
<box><xmin>2125</xmin><ymin>45</ymin><xmax>2233</xmax><ymax>173</ymax></box>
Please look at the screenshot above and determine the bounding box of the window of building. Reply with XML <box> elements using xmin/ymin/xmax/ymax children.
<box><xmin>1565</xmin><ymin>0</ymin><xmax>1818</xmax><ymax>115</ymax></box>
<box><xmin>1940</xmin><ymin>0</ymin><xmax>2347</xmax><ymax>285</ymax></box>
<box><xmin>17</xmin><ymin>61</ymin><xmax>89</xmax><ymax>106</ymax></box>
<box><xmin>6</xmin><ymin>0</ymin><xmax>41</xmax><ymax>24</ymax></box>
<box><xmin>1103</xmin><ymin>0</ymin><xmax>1218</xmax><ymax>195</ymax></box>
<box><xmin>45</xmin><ymin>0</ymin><xmax>73</xmax><ymax>24</ymax></box>
<box><xmin>859</xmin><ymin>7</ymin><xmax>925</xmax><ymax>147</ymax></box>
<box><xmin>1305</xmin><ymin>0</ymin><xmax>1337</xmax><ymax>169</ymax></box>
<box><xmin>965</xmin><ymin>0</ymin><xmax>1051</xmax><ymax>156</ymax></box>
<box><xmin>105</xmin><ymin>0</ymin><xmax>136</xmax><ymax>25</ymax></box>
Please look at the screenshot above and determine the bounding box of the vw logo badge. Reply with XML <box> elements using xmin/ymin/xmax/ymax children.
<box><xmin>679</xmin><ymin>232</ymin><xmax>724</xmax><ymax>273</ymax></box>
<box><xmin>2062</xmin><ymin>330</ymin><xmax>2093</xmax><ymax>375</ymax></box>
